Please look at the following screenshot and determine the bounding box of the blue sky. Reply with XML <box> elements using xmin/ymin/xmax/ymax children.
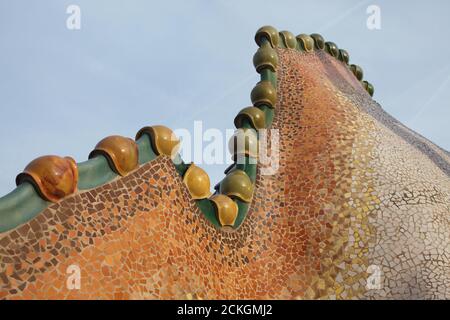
<box><xmin>0</xmin><ymin>0</ymin><xmax>449</xmax><ymax>195</ymax></box>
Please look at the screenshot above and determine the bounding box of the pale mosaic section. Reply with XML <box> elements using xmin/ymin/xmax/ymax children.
<box><xmin>289</xmin><ymin>50</ymin><xmax>450</xmax><ymax>299</ymax></box>
<box><xmin>327</xmin><ymin>91</ymin><xmax>450</xmax><ymax>299</ymax></box>
<box><xmin>365</xmin><ymin>119</ymin><xmax>450</xmax><ymax>299</ymax></box>
<box><xmin>334</xmin><ymin>102</ymin><xmax>376</xmax><ymax>299</ymax></box>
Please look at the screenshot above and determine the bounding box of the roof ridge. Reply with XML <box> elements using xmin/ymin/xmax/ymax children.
<box><xmin>0</xmin><ymin>26</ymin><xmax>375</xmax><ymax>233</ymax></box>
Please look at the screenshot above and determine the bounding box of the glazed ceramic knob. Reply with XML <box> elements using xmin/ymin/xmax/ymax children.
<box><xmin>136</xmin><ymin>125</ymin><xmax>180</xmax><ymax>159</ymax></box>
<box><xmin>89</xmin><ymin>135</ymin><xmax>139</xmax><ymax>176</ymax></box>
<box><xmin>350</xmin><ymin>64</ymin><xmax>364</xmax><ymax>81</ymax></box>
<box><xmin>338</xmin><ymin>49</ymin><xmax>350</xmax><ymax>64</ymax></box>
<box><xmin>296</xmin><ymin>34</ymin><xmax>315</xmax><ymax>52</ymax></box>
<box><xmin>255</xmin><ymin>25</ymin><xmax>279</xmax><ymax>48</ymax></box>
<box><xmin>362</xmin><ymin>80</ymin><xmax>374</xmax><ymax>96</ymax></box>
<box><xmin>228</xmin><ymin>128</ymin><xmax>259</xmax><ymax>159</ymax></box>
<box><xmin>219</xmin><ymin>169</ymin><xmax>254</xmax><ymax>203</ymax></box>
<box><xmin>279</xmin><ymin>30</ymin><xmax>297</xmax><ymax>49</ymax></box>
<box><xmin>210</xmin><ymin>194</ymin><xmax>239</xmax><ymax>227</ymax></box>
<box><xmin>310</xmin><ymin>33</ymin><xmax>325</xmax><ymax>50</ymax></box>
<box><xmin>251</xmin><ymin>80</ymin><xmax>277</xmax><ymax>108</ymax></box>
<box><xmin>16</xmin><ymin>155</ymin><xmax>78</xmax><ymax>202</ymax></box>
<box><xmin>325</xmin><ymin>42</ymin><xmax>339</xmax><ymax>58</ymax></box>
<box><xmin>183</xmin><ymin>163</ymin><xmax>212</xmax><ymax>200</ymax></box>
<box><xmin>234</xmin><ymin>106</ymin><xmax>266</xmax><ymax>130</ymax></box>
<box><xmin>253</xmin><ymin>44</ymin><xmax>278</xmax><ymax>73</ymax></box>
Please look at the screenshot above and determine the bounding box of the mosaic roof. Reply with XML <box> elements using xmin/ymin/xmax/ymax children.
<box><xmin>0</xmin><ymin>26</ymin><xmax>449</xmax><ymax>299</ymax></box>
